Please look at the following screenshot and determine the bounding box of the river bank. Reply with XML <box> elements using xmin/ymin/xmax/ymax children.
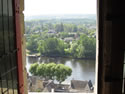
<box><xmin>27</xmin><ymin>53</ymin><xmax>95</xmax><ymax>61</ymax></box>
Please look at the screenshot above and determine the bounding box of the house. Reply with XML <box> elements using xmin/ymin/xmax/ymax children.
<box><xmin>43</xmin><ymin>80</ymin><xmax>70</xmax><ymax>92</ymax></box>
<box><xmin>64</xmin><ymin>37</ymin><xmax>74</xmax><ymax>42</ymax></box>
<box><xmin>48</xmin><ymin>30</ymin><xmax>56</xmax><ymax>34</ymax></box>
<box><xmin>70</xmin><ymin>80</ymin><xmax>94</xmax><ymax>93</ymax></box>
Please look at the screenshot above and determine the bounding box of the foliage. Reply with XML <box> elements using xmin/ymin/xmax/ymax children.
<box><xmin>55</xmin><ymin>23</ymin><xmax>64</xmax><ymax>32</ymax></box>
<box><xmin>54</xmin><ymin>64</ymin><xmax>72</xmax><ymax>84</ymax></box>
<box><xmin>37</xmin><ymin>63</ymin><xmax>56</xmax><ymax>80</ymax></box>
<box><xmin>38</xmin><ymin>38</ymin><xmax>68</xmax><ymax>56</ymax></box>
<box><xmin>37</xmin><ymin>63</ymin><xmax>47</xmax><ymax>77</ymax></box>
<box><xmin>29</xmin><ymin>63</ymin><xmax>72</xmax><ymax>84</ymax></box>
<box><xmin>68</xmin><ymin>34</ymin><xmax>96</xmax><ymax>59</ymax></box>
<box><xmin>26</xmin><ymin>34</ymin><xmax>39</xmax><ymax>54</ymax></box>
<box><xmin>29</xmin><ymin>63</ymin><xmax>39</xmax><ymax>76</ymax></box>
<box><xmin>25</xmin><ymin>19</ymin><xmax>96</xmax><ymax>34</ymax></box>
<box><xmin>78</xmin><ymin>34</ymin><xmax>96</xmax><ymax>58</ymax></box>
<box><xmin>70</xmin><ymin>43</ymin><xmax>85</xmax><ymax>58</ymax></box>
<box><xmin>25</xmin><ymin>18</ymin><xmax>96</xmax><ymax>59</ymax></box>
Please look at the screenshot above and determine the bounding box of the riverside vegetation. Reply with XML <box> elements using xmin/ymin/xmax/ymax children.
<box><xmin>25</xmin><ymin>17</ymin><xmax>96</xmax><ymax>59</ymax></box>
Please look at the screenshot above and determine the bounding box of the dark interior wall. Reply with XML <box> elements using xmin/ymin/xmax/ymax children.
<box><xmin>98</xmin><ymin>0</ymin><xmax>125</xmax><ymax>94</ymax></box>
<box><xmin>0</xmin><ymin>0</ymin><xmax>19</xmax><ymax>93</ymax></box>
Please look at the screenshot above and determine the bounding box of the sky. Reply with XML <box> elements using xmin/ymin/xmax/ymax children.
<box><xmin>24</xmin><ymin>0</ymin><xmax>96</xmax><ymax>16</ymax></box>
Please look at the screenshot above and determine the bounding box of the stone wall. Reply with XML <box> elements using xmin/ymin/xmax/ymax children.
<box><xmin>28</xmin><ymin>76</ymin><xmax>44</xmax><ymax>92</ymax></box>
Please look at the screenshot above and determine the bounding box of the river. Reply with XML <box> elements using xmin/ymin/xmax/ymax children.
<box><xmin>26</xmin><ymin>56</ymin><xmax>95</xmax><ymax>85</ymax></box>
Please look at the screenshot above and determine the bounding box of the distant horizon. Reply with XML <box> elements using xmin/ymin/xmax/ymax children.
<box><xmin>25</xmin><ymin>13</ymin><xmax>96</xmax><ymax>17</ymax></box>
<box><xmin>24</xmin><ymin>14</ymin><xmax>96</xmax><ymax>21</ymax></box>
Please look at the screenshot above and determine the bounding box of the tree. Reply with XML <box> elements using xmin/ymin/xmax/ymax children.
<box><xmin>29</xmin><ymin>63</ymin><xmax>39</xmax><ymax>76</ymax></box>
<box><xmin>26</xmin><ymin>34</ymin><xmax>39</xmax><ymax>54</ymax></box>
<box><xmin>73</xmin><ymin>25</ymin><xmax>78</xmax><ymax>32</ymax></box>
<box><xmin>70</xmin><ymin>43</ymin><xmax>85</xmax><ymax>58</ymax></box>
<box><xmin>37</xmin><ymin>63</ymin><xmax>47</xmax><ymax>78</ymax></box>
<box><xmin>37</xmin><ymin>63</ymin><xmax>57</xmax><ymax>80</ymax></box>
<box><xmin>38</xmin><ymin>38</ymin><xmax>68</xmax><ymax>56</ymax></box>
<box><xmin>48</xmin><ymin>23</ymin><xmax>54</xmax><ymax>29</ymax></box>
<box><xmin>60</xmin><ymin>23</ymin><xmax>64</xmax><ymax>32</ymax></box>
<box><xmin>55</xmin><ymin>64</ymin><xmax>72</xmax><ymax>84</ymax></box>
<box><xmin>64</xmin><ymin>24</ymin><xmax>74</xmax><ymax>32</ymax></box>
<box><xmin>70</xmin><ymin>42</ymin><xmax>79</xmax><ymax>57</ymax></box>
<box><xmin>55</xmin><ymin>23</ymin><xmax>64</xmax><ymax>32</ymax></box>
<box><xmin>78</xmin><ymin>34</ymin><xmax>96</xmax><ymax>59</ymax></box>
<box><xmin>68</xmin><ymin>34</ymin><xmax>96</xmax><ymax>59</ymax></box>
<box><xmin>45</xmin><ymin>63</ymin><xmax>57</xmax><ymax>80</ymax></box>
<box><xmin>29</xmin><ymin>63</ymin><xmax>72</xmax><ymax>84</ymax></box>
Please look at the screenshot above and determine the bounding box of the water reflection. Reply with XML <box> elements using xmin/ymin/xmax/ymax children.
<box><xmin>26</xmin><ymin>56</ymin><xmax>95</xmax><ymax>84</ymax></box>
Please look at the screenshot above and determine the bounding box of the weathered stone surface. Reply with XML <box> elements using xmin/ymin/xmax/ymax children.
<box><xmin>28</xmin><ymin>76</ymin><xmax>44</xmax><ymax>92</ymax></box>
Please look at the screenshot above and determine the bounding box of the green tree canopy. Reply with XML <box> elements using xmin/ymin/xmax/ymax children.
<box><xmin>78</xmin><ymin>34</ymin><xmax>96</xmax><ymax>58</ymax></box>
<box><xmin>69</xmin><ymin>34</ymin><xmax>96</xmax><ymax>59</ymax></box>
<box><xmin>26</xmin><ymin>34</ymin><xmax>39</xmax><ymax>54</ymax></box>
<box><xmin>55</xmin><ymin>64</ymin><xmax>72</xmax><ymax>84</ymax></box>
<box><xmin>29</xmin><ymin>63</ymin><xmax>72</xmax><ymax>84</ymax></box>
<box><xmin>29</xmin><ymin>63</ymin><xmax>39</xmax><ymax>76</ymax></box>
<box><xmin>38</xmin><ymin>38</ymin><xmax>68</xmax><ymax>56</ymax></box>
